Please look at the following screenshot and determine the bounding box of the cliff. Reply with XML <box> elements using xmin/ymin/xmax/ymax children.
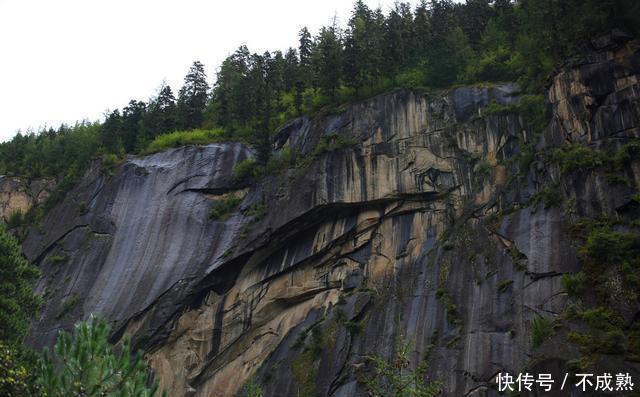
<box><xmin>24</xmin><ymin>36</ymin><xmax>640</xmax><ymax>396</ymax></box>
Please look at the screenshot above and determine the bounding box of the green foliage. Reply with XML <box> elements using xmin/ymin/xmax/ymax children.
<box><xmin>144</xmin><ymin>128</ymin><xmax>225</xmax><ymax>154</ymax></box>
<box><xmin>100</xmin><ymin>154</ymin><xmax>122</xmax><ymax>176</ymax></box>
<box><xmin>529</xmin><ymin>183</ymin><xmax>562</xmax><ymax>209</ymax></box>
<box><xmin>553</xmin><ymin>144</ymin><xmax>605</xmax><ymax>174</ymax></box>
<box><xmin>241</xmin><ymin>379</ymin><xmax>263</xmax><ymax>397</ymax></box>
<box><xmin>0</xmin><ymin>224</ymin><xmax>41</xmax><ymax>343</ymax></box>
<box><xmin>56</xmin><ymin>295</ymin><xmax>79</xmax><ymax>320</ymax></box>
<box><xmin>361</xmin><ymin>338</ymin><xmax>442</xmax><ymax>397</ymax></box>
<box><xmin>5</xmin><ymin>210</ymin><xmax>25</xmax><ymax>230</ymax></box>
<box><xmin>497</xmin><ymin>279</ymin><xmax>513</xmax><ymax>293</ymax></box>
<box><xmin>0</xmin><ymin>342</ymin><xmax>40</xmax><ymax>397</ymax></box>
<box><xmin>48</xmin><ymin>255</ymin><xmax>67</xmax><ymax>266</ymax></box>
<box><xmin>562</xmin><ymin>272</ymin><xmax>585</xmax><ymax>296</ymax></box>
<box><xmin>209</xmin><ymin>195</ymin><xmax>242</xmax><ymax>220</ymax></box>
<box><xmin>531</xmin><ymin>316</ymin><xmax>554</xmax><ymax>348</ymax></box>
<box><xmin>38</xmin><ymin>316</ymin><xmax>163</xmax><ymax>397</ymax></box>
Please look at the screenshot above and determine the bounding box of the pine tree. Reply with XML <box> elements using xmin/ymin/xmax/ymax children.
<box><xmin>298</xmin><ymin>27</ymin><xmax>314</xmax><ymax>88</ymax></box>
<box><xmin>0</xmin><ymin>224</ymin><xmax>40</xmax><ymax>343</ymax></box>
<box><xmin>147</xmin><ymin>84</ymin><xmax>178</xmax><ymax>138</ymax></box>
<box><xmin>100</xmin><ymin>110</ymin><xmax>123</xmax><ymax>154</ymax></box>
<box><xmin>177</xmin><ymin>61</ymin><xmax>210</xmax><ymax>130</ymax></box>
<box><xmin>38</xmin><ymin>316</ymin><xmax>163</xmax><ymax>397</ymax></box>
<box><xmin>121</xmin><ymin>100</ymin><xmax>146</xmax><ymax>153</ymax></box>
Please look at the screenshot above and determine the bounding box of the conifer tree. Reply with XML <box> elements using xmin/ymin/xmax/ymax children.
<box><xmin>38</xmin><ymin>316</ymin><xmax>163</xmax><ymax>397</ymax></box>
<box><xmin>177</xmin><ymin>61</ymin><xmax>210</xmax><ymax>130</ymax></box>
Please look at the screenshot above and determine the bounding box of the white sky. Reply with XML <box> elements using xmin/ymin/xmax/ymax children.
<box><xmin>0</xmin><ymin>0</ymin><xmax>431</xmax><ymax>142</ymax></box>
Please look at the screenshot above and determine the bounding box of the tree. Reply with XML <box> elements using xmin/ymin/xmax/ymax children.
<box><xmin>0</xmin><ymin>224</ymin><xmax>41</xmax><ymax>343</ymax></box>
<box><xmin>177</xmin><ymin>61</ymin><xmax>210</xmax><ymax>130</ymax></box>
<box><xmin>100</xmin><ymin>110</ymin><xmax>123</xmax><ymax>154</ymax></box>
<box><xmin>298</xmin><ymin>27</ymin><xmax>314</xmax><ymax>88</ymax></box>
<box><xmin>362</xmin><ymin>338</ymin><xmax>442</xmax><ymax>397</ymax></box>
<box><xmin>38</xmin><ymin>316</ymin><xmax>163</xmax><ymax>397</ymax></box>
<box><xmin>121</xmin><ymin>100</ymin><xmax>147</xmax><ymax>153</ymax></box>
<box><xmin>146</xmin><ymin>84</ymin><xmax>178</xmax><ymax>138</ymax></box>
<box><xmin>313</xmin><ymin>24</ymin><xmax>342</xmax><ymax>98</ymax></box>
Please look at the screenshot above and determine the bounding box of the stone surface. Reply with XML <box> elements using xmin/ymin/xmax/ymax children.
<box><xmin>0</xmin><ymin>176</ymin><xmax>54</xmax><ymax>219</ymax></box>
<box><xmin>24</xmin><ymin>40</ymin><xmax>640</xmax><ymax>396</ymax></box>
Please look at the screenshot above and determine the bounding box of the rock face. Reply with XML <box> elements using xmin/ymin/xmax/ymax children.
<box><xmin>0</xmin><ymin>176</ymin><xmax>53</xmax><ymax>220</ymax></box>
<box><xmin>25</xmin><ymin>38</ymin><xmax>640</xmax><ymax>396</ymax></box>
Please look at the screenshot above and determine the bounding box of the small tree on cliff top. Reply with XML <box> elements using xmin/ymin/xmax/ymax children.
<box><xmin>38</xmin><ymin>316</ymin><xmax>164</xmax><ymax>397</ymax></box>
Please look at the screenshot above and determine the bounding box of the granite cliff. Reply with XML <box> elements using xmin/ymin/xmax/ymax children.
<box><xmin>22</xmin><ymin>35</ymin><xmax>640</xmax><ymax>396</ymax></box>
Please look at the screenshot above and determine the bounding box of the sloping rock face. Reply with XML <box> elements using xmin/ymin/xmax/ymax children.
<box><xmin>25</xmin><ymin>38</ymin><xmax>640</xmax><ymax>397</ymax></box>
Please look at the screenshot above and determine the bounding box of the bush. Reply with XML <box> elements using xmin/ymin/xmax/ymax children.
<box><xmin>144</xmin><ymin>128</ymin><xmax>226</xmax><ymax>154</ymax></box>
<box><xmin>5</xmin><ymin>209</ymin><xmax>25</xmax><ymax>229</ymax></box>
<box><xmin>234</xmin><ymin>158</ymin><xmax>259</xmax><ymax>182</ymax></box>
<box><xmin>531</xmin><ymin>316</ymin><xmax>553</xmax><ymax>348</ymax></box>
<box><xmin>553</xmin><ymin>144</ymin><xmax>605</xmax><ymax>174</ymax></box>
<box><xmin>361</xmin><ymin>338</ymin><xmax>442</xmax><ymax>397</ymax></box>
<box><xmin>562</xmin><ymin>272</ymin><xmax>585</xmax><ymax>296</ymax></box>
<box><xmin>209</xmin><ymin>195</ymin><xmax>243</xmax><ymax>220</ymax></box>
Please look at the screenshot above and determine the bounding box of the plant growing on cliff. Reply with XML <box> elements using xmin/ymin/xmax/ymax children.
<box><xmin>361</xmin><ymin>338</ymin><xmax>442</xmax><ymax>397</ymax></box>
<box><xmin>531</xmin><ymin>316</ymin><xmax>554</xmax><ymax>348</ymax></box>
<box><xmin>38</xmin><ymin>316</ymin><xmax>164</xmax><ymax>397</ymax></box>
<box><xmin>209</xmin><ymin>195</ymin><xmax>243</xmax><ymax>220</ymax></box>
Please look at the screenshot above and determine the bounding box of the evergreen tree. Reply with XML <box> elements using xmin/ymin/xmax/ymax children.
<box><xmin>121</xmin><ymin>100</ymin><xmax>146</xmax><ymax>153</ymax></box>
<box><xmin>177</xmin><ymin>61</ymin><xmax>210</xmax><ymax>130</ymax></box>
<box><xmin>38</xmin><ymin>316</ymin><xmax>163</xmax><ymax>397</ymax></box>
<box><xmin>0</xmin><ymin>224</ymin><xmax>41</xmax><ymax>344</ymax></box>
<box><xmin>298</xmin><ymin>27</ymin><xmax>314</xmax><ymax>88</ymax></box>
<box><xmin>100</xmin><ymin>110</ymin><xmax>123</xmax><ymax>154</ymax></box>
<box><xmin>313</xmin><ymin>24</ymin><xmax>342</xmax><ymax>98</ymax></box>
<box><xmin>147</xmin><ymin>84</ymin><xmax>178</xmax><ymax>138</ymax></box>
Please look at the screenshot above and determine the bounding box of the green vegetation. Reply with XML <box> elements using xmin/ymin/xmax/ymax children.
<box><xmin>562</xmin><ymin>217</ymin><xmax>640</xmax><ymax>367</ymax></box>
<box><xmin>0</xmin><ymin>225</ymin><xmax>42</xmax><ymax>396</ymax></box>
<box><xmin>531</xmin><ymin>316</ymin><xmax>554</xmax><ymax>348</ymax></box>
<box><xmin>38</xmin><ymin>316</ymin><xmax>164</xmax><ymax>397</ymax></box>
<box><xmin>361</xmin><ymin>338</ymin><xmax>442</xmax><ymax>397</ymax></box>
<box><xmin>0</xmin><ymin>224</ymin><xmax>41</xmax><ymax>343</ymax></box>
<box><xmin>552</xmin><ymin>144</ymin><xmax>605</xmax><ymax>174</ymax></box>
<box><xmin>497</xmin><ymin>279</ymin><xmax>513</xmax><ymax>293</ymax></box>
<box><xmin>144</xmin><ymin>128</ymin><xmax>226</xmax><ymax>154</ymax></box>
<box><xmin>209</xmin><ymin>195</ymin><xmax>243</xmax><ymax>220</ymax></box>
<box><xmin>241</xmin><ymin>379</ymin><xmax>263</xmax><ymax>397</ymax></box>
<box><xmin>561</xmin><ymin>272</ymin><xmax>585</xmax><ymax>296</ymax></box>
<box><xmin>56</xmin><ymin>295</ymin><xmax>79</xmax><ymax>320</ymax></box>
<box><xmin>47</xmin><ymin>255</ymin><xmax>67</xmax><ymax>266</ymax></box>
<box><xmin>529</xmin><ymin>183</ymin><xmax>562</xmax><ymax>209</ymax></box>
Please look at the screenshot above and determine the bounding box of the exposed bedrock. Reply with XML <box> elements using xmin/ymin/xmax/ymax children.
<box><xmin>25</xmin><ymin>38</ymin><xmax>640</xmax><ymax>396</ymax></box>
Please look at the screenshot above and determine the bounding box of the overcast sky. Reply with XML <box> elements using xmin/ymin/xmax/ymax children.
<box><xmin>0</xmin><ymin>0</ymin><xmax>433</xmax><ymax>142</ymax></box>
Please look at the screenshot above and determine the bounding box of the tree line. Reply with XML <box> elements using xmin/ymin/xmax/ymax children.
<box><xmin>1</xmin><ymin>0</ymin><xmax>638</xmax><ymax>178</ymax></box>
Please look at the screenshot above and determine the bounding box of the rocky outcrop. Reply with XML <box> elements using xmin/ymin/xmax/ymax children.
<box><xmin>0</xmin><ymin>176</ymin><xmax>53</xmax><ymax>220</ymax></box>
<box><xmin>24</xmin><ymin>37</ymin><xmax>640</xmax><ymax>396</ymax></box>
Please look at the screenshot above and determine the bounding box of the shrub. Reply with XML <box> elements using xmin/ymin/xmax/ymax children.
<box><xmin>529</xmin><ymin>183</ymin><xmax>562</xmax><ymax>209</ymax></box>
<box><xmin>5</xmin><ymin>209</ymin><xmax>24</xmax><ymax>229</ymax></box>
<box><xmin>234</xmin><ymin>158</ymin><xmax>259</xmax><ymax>182</ymax></box>
<box><xmin>361</xmin><ymin>338</ymin><xmax>442</xmax><ymax>397</ymax></box>
<box><xmin>553</xmin><ymin>144</ymin><xmax>605</xmax><ymax>174</ymax></box>
<box><xmin>144</xmin><ymin>128</ymin><xmax>225</xmax><ymax>154</ymax></box>
<box><xmin>562</xmin><ymin>272</ymin><xmax>585</xmax><ymax>296</ymax></box>
<box><xmin>209</xmin><ymin>195</ymin><xmax>242</xmax><ymax>220</ymax></box>
<box><xmin>241</xmin><ymin>379</ymin><xmax>263</xmax><ymax>397</ymax></box>
<box><xmin>531</xmin><ymin>316</ymin><xmax>553</xmax><ymax>348</ymax></box>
